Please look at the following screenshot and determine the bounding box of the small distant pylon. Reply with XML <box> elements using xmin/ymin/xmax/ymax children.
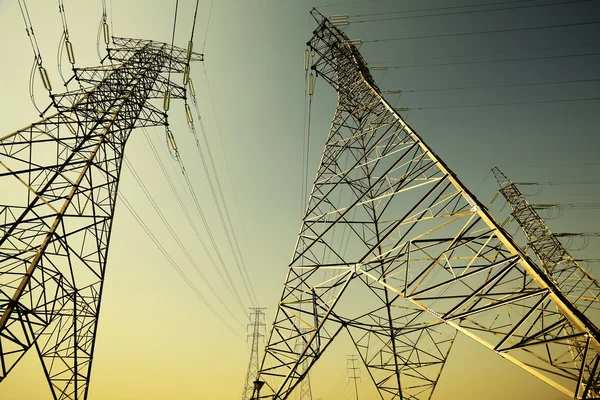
<box><xmin>347</xmin><ymin>355</ymin><xmax>361</xmax><ymax>400</ymax></box>
<box><xmin>294</xmin><ymin>329</ymin><xmax>313</xmax><ymax>400</ymax></box>
<box><xmin>242</xmin><ymin>307</ymin><xmax>266</xmax><ymax>400</ymax></box>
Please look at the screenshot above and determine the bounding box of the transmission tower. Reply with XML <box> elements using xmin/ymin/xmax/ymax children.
<box><xmin>493</xmin><ymin>167</ymin><xmax>600</xmax><ymax>315</ymax></box>
<box><xmin>0</xmin><ymin>21</ymin><xmax>203</xmax><ymax>400</ymax></box>
<box><xmin>255</xmin><ymin>9</ymin><xmax>600</xmax><ymax>400</ymax></box>
<box><xmin>243</xmin><ymin>307</ymin><xmax>266</xmax><ymax>400</ymax></box>
<box><xmin>347</xmin><ymin>355</ymin><xmax>360</xmax><ymax>400</ymax></box>
<box><xmin>293</xmin><ymin>329</ymin><xmax>313</xmax><ymax>400</ymax></box>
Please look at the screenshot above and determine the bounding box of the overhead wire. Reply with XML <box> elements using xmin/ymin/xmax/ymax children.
<box><xmin>184</xmin><ymin>114</ymin><xmax>256</xmax><ymax>308</ymax></box>
<box><xmin>18</xmin><ymin>0</ymin><xmax>57</xmax><ymax>116</ymax></box>
<box><xmin>188</xmin><ymin>84</ymin><xmax>258</xmax><ymax>302</ymax></box>
<box><xmin>363</xmin><ymin>20</ymin><xmax>600</xmax><ymax>43</ymax></box>
<box><xmin>180</xmin><ymin>2</ymin><xmax>249</xmax><ymax>294</ymax></box>
<box><xmin>96</xmin><ymin>0</ymin><xmax>110</xmax><ymax>62</ymax></box>
<box><xmin>501</xmin><ymin>162</ymin><xmax>600</xmax><ymax>168</ymax></box>
<box><xmin>175</xmin><ymin>0</ymin><xmax>259</xmax><ymax>308</ymax></box>
<box><xmin>117</xmin><ymin>193</ymin><xmax>243</xmax><ymax>339</ymax></box>
<box><xmin>142</xmin><ymin>127</ymin><xmax>248</xmax><ymax>315</ymax></box>
<box><xmin>201</xmin><ymin>64</ymin><xmax>260</xmax><ymax>306</ymax></box>
<box><xmin>387</xmin><ymin>78</ymin><xmax>600</xmax><ymax>93</ymax></box>
<box><xmin>56</xmin><ymin>0</ymin><xmax>82</xmax><ymax>90</ymax></box>
<box><xmin>349</xmin><ymin>0</ymin><xmax>539</xmax><ymax>17</ymax></box>
<box><xmin>319</xmin><ymin>0</ymin><xmax>385</xmax><ymax>9</ymax></box>
<box><xmin>166</xmin><ymin>0</ymin><xmax>179</xmax><ymax>86</ymax></box>
<box><xmin>352</xmin><ymin>0</ymin><xmax>594</xmax><ymax>23</ymax></box>
<box><xmin>123</xmin><ymin>156</ymin><xmax>246</xmax><ymax>329</ymax></box>
<box><xmin>110</xmin><ymin>0</ymin><xmax>114</xmax><ymax>36</ymax></box>
<box><xmin>521</xmin><ymin>180</ymin><xmax>600</xmax><ymax>185</ymax></box>
<box><xmin>404</xmin><ymin>96</ymin><xmax>600</xmax><ymax>110</ymax></box>
<box><xmin>378</xmin><ymin>51</ymin><xmax>600</xmax><ymax>69</ymax></box>
<box><xmin>372</xmin><ymin>40</ymin><xmax>600</xmax><ymax>66</ymax></box>
<box><xmin>202</xmin><ymin>0</ymin><xmax>215</xmax><ymax>52</ymax></box>
<box><xmin>176</xmin><ymin>151</ymin><xmax>259</xmax><ymax>307</ymax></box>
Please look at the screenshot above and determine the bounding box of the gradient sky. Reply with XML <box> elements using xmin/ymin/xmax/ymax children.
<box><xmin>0</xmin><ymin>0</ymin><xmax>599</xmax><ymax>399</ymax></box>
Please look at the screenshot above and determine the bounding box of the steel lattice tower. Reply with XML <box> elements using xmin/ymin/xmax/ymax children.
<box><xmin>0</xmin><ymin>36</ymin><xmax>202</xmax><ymax>399</ymax></box>
<box><xmin>293</xmin><ymin>329</ymin><xmax>313</xmax><ymax>400</ymax></box>
<box><xmin>243</xmin><ymin>307</ymin><xmax>266</xmax><ymax>400</ymax></box>
<box><xmin>493</xmin><ymin>167</ymin><xmax>600</xmax><ymax>316</ymax></box>
<box><xmin>255</xmin><ymin>9</ymin><xmax>600</xmax><ymax>400</ymax></box>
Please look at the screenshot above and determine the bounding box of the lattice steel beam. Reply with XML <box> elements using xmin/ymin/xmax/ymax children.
<box><xmin>256</xmin><ymin>9</ymin><xmax>600</xmax><ymax>400</ymax></box>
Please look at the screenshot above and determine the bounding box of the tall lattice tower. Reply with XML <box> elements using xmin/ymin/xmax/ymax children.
<box><xmin>0</xmin><ymin>13</ymin><xmax>203</xmax><ymax>400</ymax></box>
<box><xmin>243</xmin><ymin>307</ymin><xmax>266</xmax><ymax>400</ymax></box>
<box><xmin>255</xmin><ymin>9</ymin><xmax>600</xmax><ymax>400</ymax></box>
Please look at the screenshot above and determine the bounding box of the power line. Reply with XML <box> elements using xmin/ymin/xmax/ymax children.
<box><xmin>501</xmin><ymin>162</ymin><xmax>600</xmax><ymax>168</ymax></box>
<box><xmin>142</xmin><ymin>128</ymin><xmax>248</xmax><ymax>315</ymax></box>
<box><xmin>372</xmin><ymin>41</ymin><xmax>600</xmax><ymax>66</ymax></box>
<box><xmin>522</xmin><ymin>180</ymin><xmax>600</xmax><ymax>185</ymax></box>
<box><xmin>386</xmin><ymin>78</ymin><xmax>600</xmax><ymax>93</ymax></box>
<box><xmin>189</xmin><ymin>80</ymin><xmax>257</xmax><ymax>286</ymax></box>
<box><xmin>123</xmin><ymin>157</ymin><xmax>246</xmax><ymax>329</ymax></box>
<box><xmin>407</xmin><ymin>96</ymin><xmax>600</xmax><ymax>110</ymax></box>
<box><xmin>117</xmin><ymin>193</ymin><xmax>243</xmax><ymax>339</ymax></box>
<box><xmin>350</xmin><ymin>0</ymin><xmax>539</xmax><ymax>17</ymax></box>
<box><xmin>176</xmin><ymin>149</ymin><xmax>259</xmax><ymax>309</ymax></box>
<box><xmin>379</xmin><ymin>51</ymin><xmax>600</xmax><ymax>69</ymax></box>
<box><xmin>364</xmin><ymin>20</ymin><xmax>600</xmax><ymax>43</ymax></box>
<box><xmin>352</xmin><ymin>0</ymin><xmax>594</xmax><ymax>23</ymax></box>
<box><xmin>319</xmin><ymin>0</ymin><xmax>385</xmax><ymax>9</ymax></box>
<box><xmin>201</xmin><ymin>64</ymin><xmax>260</xmax><ymax>306</ymax></box>
<box><xmin>167</xmin><ymin>0</ymin><xmax>179</xmax><ymax>85</ymax></box>
<box><xmin>185</xmin><ymin>114</ymin><xmax>255</xmax><ymax>308</ymax></box>
<box><xmin>202</xmin><ymin>0</ymin><xmax>215</xmax><ymax>52</ymax></box>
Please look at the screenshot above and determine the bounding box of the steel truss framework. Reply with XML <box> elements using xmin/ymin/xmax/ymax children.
<box><xmin>0</xmin><ymin>37</ymin><xmax>202</xmax><ymax>399</ymax></box>
<box><xmin>256</xmin><ymin>10</ymin><xmax>600</xmax><ymax>400</ymax></box>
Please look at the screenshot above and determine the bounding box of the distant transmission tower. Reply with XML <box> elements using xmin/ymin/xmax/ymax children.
<box><xmin>0</xmin><ymin>5</ymin><xmax>203</xmax><ymax>399</ymax></box>
<box><xmin>294</xmin><ymin>329</ymin><xmax>313</xmax><ymax>400</ymax></box>
<box><xmin>347</xmin><ymin>355</ymin><xmax>360</xmax><ymax>400</ymax></box>
<box><xmin>243</xmin><ymin>307</ymin><xmax>266</xmax><ymax>400</ymax></box>
<box><xmin>493</xmin><ymin>167</ymin><xmax>600</xmax><ymax>314</ymax></box>
<box><xmin>255</xmin><ymin>9</ymin><xmax>600</xmax><ymax>400</ymax></box>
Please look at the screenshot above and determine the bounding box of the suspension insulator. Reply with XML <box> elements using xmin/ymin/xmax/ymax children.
<box><xmin>167</xmin><ymin>129</ymin><xmax>178</xmax><ymax>152</ymax></box>
<box><xmin>103</xmin><ymin>22</ymin><xmax>110</xmax><ymax>45</ymax></box>
<box><xmin>185</xmin><ymin>103</ymin><xmax>193</xmax><ymax>123</ymax></box>
<box><xmin>304</xmin><ymin>50</ymin><xmax>309</xmax><ymax>71</ymax></box>
<box><xmin>65</xmin><ymin>40</ymin><xmax>76</xmax><ymax>65</ymax></box>
<box><xmin>188</xmin><ymin>79</ymin><xmax>196</xmax><ymax>98</ymax></box>
<box><xmin>331</xmin><ymin>15</ymin><xmax>349</xmax><ymax>27</ymax></box>
<box><xmin>39</xmin><ymin>66</ymin><xmax>52</xmax><ymax>91</ymax></box>
<box><xmin>163</xmin><ymin>90</ymin><xmax>171</xmax><ymax>111</ymax></box>
<box><xmin>187</xmin><ymin>41</ymin><xmax>194</xmax><ymax>59</ymax></box>
<box><xmin>183</xmin><ymin>65</ymin><xmax>190</xmax><ymax>85</ymax></box>
<box><xmin>308</xmin><ymin>73</ymin><xmax>315</xmax><ymax>96</ymax></box>
<box><xmin>490</xmin><ymin>193</ymin><xmax>499</xmax><ymax>204</ymax></box>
